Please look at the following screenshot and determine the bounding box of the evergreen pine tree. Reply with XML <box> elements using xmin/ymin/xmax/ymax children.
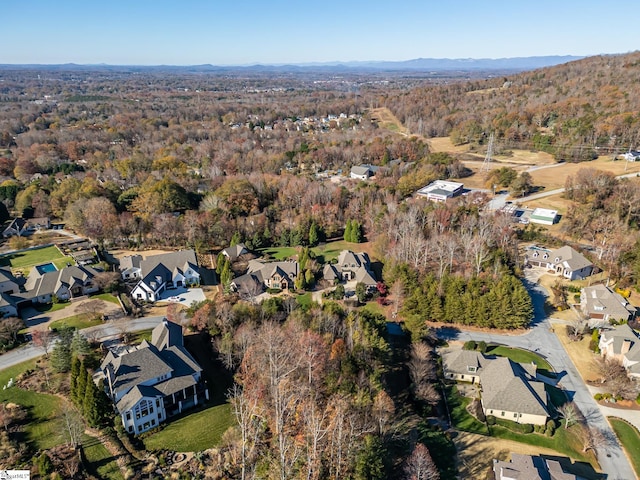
<box><xmin>83</xmin><ymin>371</ymin><xmax>99</xmax><ymax>427</ymax></box>
<box><xmin>50</xmin><ymin>341</ymin><xmax>72</xmax><ymax>373</ymax></box>
<box><xmin>70</xmin><ymin>356</ymin><xmax>80</xmax><ymax>403</ymax></box>
<box><xmin>220</xmin><ymin>260</ymin><xmax>232</xmax><ymax>293</ymax></box>
<box><xmin>352</xmin><ymin>220</ymin><xmax>363</xmax><ymax>243</ymax></box>
<box><xmin>76</xmin><ymin>359</ymin><xmax>87</xmax><ymax>407</ymax></box>
<box><xmin>71</xmin><ymin>331</ymin><xmax>91</xmax><ymax>357</ymax></box>
<box><xmin>230</xmin><ymin>231</ymin><xmax>241</xmax><ymax>247</ymax></box>
<box><xmin>308</xmin><ymin>222</ymin><xmax>319</xmax><ymax>247</ymax></box>
<box><xmin>344</xmin><ymin>219</ymin><xmax>353</xmax><ymax>242</ymax></box>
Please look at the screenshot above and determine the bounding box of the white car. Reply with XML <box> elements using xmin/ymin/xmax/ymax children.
<box><xmin>167</xmin><ymin>296</ymin><xmax>181</xmax><ymax>302</ymax></box>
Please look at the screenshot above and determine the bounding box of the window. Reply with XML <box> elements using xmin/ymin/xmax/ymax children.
<box><xmin>156</xmin><ymin>399</ymin><xmax>161</xmax><ymax>408</ymax></box>
<box><xmin>126</xmin><ymin>412</ymin><xmax>131</xmax><ymax>420</ymax></box>
<box><xmin>501</xmin><ymin>411</ymin><xmax>505</xmax><ymax>417</ymax></box>
<box><xmin>514</xmin><ymin>413</ymin><xmax>518</xmax><ymax>418</ymax></box>
<box><xmin>151</xmin><ymin>419</ymin><xmax>155</xmax><ymax>426</ymax></box>
<box><xmin>128</xmin><ymin>426</ymin><xmax>133</xmax><ymax>433</ymax></box>
<box><xmin>467</xmin><ymin>366</ymin><xmax>476</xmax><ymax>373</ymax></box>
<box><xmin>460</xmin><ymin>375</ymin><xmax>465</xmax><ymax>379</ymax></box>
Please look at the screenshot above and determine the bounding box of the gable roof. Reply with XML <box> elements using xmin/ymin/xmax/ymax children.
<box><xmin>137</xmin><ymin>250</ymin><xmax>199</xmax><ymax>290</ymax></box>
<box><xmin>222</xmin><ymin>244</ymin><xmax>248</xmax><ymax>261</ymax></box>
<box><xmin>119</xmin><ymin>254</ymin><xmax>143</xmax><ymax>271</ymax></box>
<box><xmin>24</xmin><ymin>265</ymin><xmax>98</xmax><ymax>298</ymax></box>
<box><xmin>441</xmin><ymin>349</ymin><xmax>485</xmax><ymax>375</ymax></box>
<box><xmin>480</xmin><ymin>357</ymin><xmax>548</xmax><ymax>418</ymax></box>
<box><xmin>152</xmin><ymin>318</ymin><xmax>184</xmax><ymax>349</ymax></box>
<box><xmin>547</xmin><ymin>246</ymin><xmax>592</xmax><ymax>272</ymax></box>
<box><xmin>493</xmin><ymin>453</ymin><xmax>579</xmax><ymax>480</ymax></box>
<box><xmin>600</xmin><ymin>323</ymin><xmax>639</xmax><ymax>355</ymax></box>
<box><xmin>582</xmin><ymin>284</ymin><xmax>636</xmax><ymax>320</ymax></box>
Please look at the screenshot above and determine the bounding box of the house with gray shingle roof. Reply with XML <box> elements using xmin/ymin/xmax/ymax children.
<box><xmin>101</xmin><ymin>318</ymin><xmax>207</xmax><ymax>435</ymax></box>
<box><xmin>130</xmin><ymin>250</ymin><xmax>200</xmax><ymax>302</ymax></box>
<box><xmin>442</xmin><ymin>348</ymin><xmax>549</xmax><ymax>425</ymax></box>
<box><xmin>599</xmin><ymin>323</ymin><xmax>640</xmax><ymax>379</ymax></box>
<box><xmin>525</xmin><ymin>245</ymin><xmax>594</xmax><ymax>280</ymax></box>
<box><xmin>322</xmin><ymin>250</ymin><xmax>377</xmax><ymax>291</ymax></box>
<box><xmin>23</xmin><ymin>265</ymin><xmax>99</xmax><ymax>304</ymax></box>
<box><xmin>581</xmin><ymin>284</ymin><xmax>636</xmax><ymax>325</ymax></box>
<box><xmin>493</xmin><ymin>453</ymin><xmax>579</xmax><ymax>480</ymax></box>
<box><xmin>231</xmin><ymin>259</ymin><xmax>299</xmax><ymax>293</ymax></box>
<box><xmin>221</xmin><ymin>243</ymin><xmax>249</xmax><ymax>262</ymax></box>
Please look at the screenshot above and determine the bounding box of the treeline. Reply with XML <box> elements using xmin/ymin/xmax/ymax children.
<box><xmin>387</xmin><ymin>267</ymin><xmax>533</xmax><ymax>338</ymax></box>
<box><xmin>386</xmin><ymin>52</ymin><xmax>640</xmax><ymax>161</ymax></box>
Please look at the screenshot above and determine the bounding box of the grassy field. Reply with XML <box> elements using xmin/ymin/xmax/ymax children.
<box><xmin>259</xmin><ymin>239</ymin><xmax>377</xmax><ymax>263</ymax></box>
<box><xmin>0</xmin><ymin>245</ymin><xmax>73</xmax><ymax>275</ymax></box>
<box><xmin>0</xmin><ymin>358</ymin><xmax>64</xmax><ymax>450</ymax></box>
<box><xmin>49</xmin><ymin>313</ymin><xmax>101</xmax><ymax>331</ymax></box>
<box><xmin>487</xmin><ymin>345</ymin><xmax>554</xmax><ymax>375</ymax></box>
<box><xmin>609</xmin><ymin>417</ymin><xmax>640</xmax><ymax>478</ymax></box>
<box><xmin>296</xmin><ymin>292</ymin><xmax>313</xmax><ymax>309</ymax></box>
<box><xmin>143</xmin><ymin>403</ymin><xmax>233</xmax><ymax>452</ymax></box>
<box><xmin>82</xmin><ymin>434</ymin><xmax>124</xmax><ymax>480</ymax></box>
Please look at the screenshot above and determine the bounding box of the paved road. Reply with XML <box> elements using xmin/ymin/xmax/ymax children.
<box><xmin>438</xmin><ymin>271</ymin><xmax>636</xmax><ymax>480</ymax></box>
<box><xmin>0</xmin><ymin>316</ymin><xmax>165</xmax><ymax>371</ymax></box>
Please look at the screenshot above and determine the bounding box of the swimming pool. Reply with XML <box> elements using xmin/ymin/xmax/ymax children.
<box><xmin>35</xmin><ymin>262</ymin><xmax>57</xmax><ymax>274</ymax></box>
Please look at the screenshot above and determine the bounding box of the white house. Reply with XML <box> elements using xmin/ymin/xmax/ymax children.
<box><xmin>525</xmin><ymin>245</ymin><xmax>594</xmax><ymax>280</ymax></box>
<box><xmin>130</xmin><ymin>250</ymin><xmax>200</xmax><ymax>303</ymax></box>
<box><xmin>416</xmin><ymin>180</ymin><xmax>464</xmax><ymax>202</ymax></box>
<box><xmin>350</xmin><ymin>164</ymin><xmax>378</xmax><ymax>180</ymax></box>
<box><xmin>100</xmin><ymin>319</ymin><xmax>208</xmax><ymax>435</ymax></box>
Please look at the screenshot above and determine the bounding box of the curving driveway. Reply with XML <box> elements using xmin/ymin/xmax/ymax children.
<box><xmin>438</xmin><ymin>270</ymin><xmax>635</xmax><ymax>480</ymax></box>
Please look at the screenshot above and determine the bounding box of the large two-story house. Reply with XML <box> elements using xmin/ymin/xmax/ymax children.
<box><xmin>599</xmin><ymin>324</ymin><xmax>640</xmax><ymax>379</ymax></box>
<box><xmin>100</xmin><ymin>319</ymin><xmax>208</xmax><ymax>435</ymax></box>
<box><xmin>129</xmin><ymin>250</ymin><xmax>200</xmax><ymax>302</ymax></box>
<box><xmin>322</xmin><ymin>250</ymin><xmax>377</xmax><ymax>290</ymax></box>
<box><xmin>581</xmin><ymin>284</ymin><xmax>636</xmax><ymax>325</ymax></box>
<box><xmin>23</xmin><ymin>265</ymin><xmax>99</xmax><ymax>304</ymax></box>
<box><xmin>231</xmin><ymin>259</ymin><xmax>300</xmax><ymax>294</ymax></box>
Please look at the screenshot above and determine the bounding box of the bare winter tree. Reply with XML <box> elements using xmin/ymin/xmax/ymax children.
<box><xmin>31</xmin><ymin>329</ymin><xmax>55</xmax><ymax>358</ymax></box>
<box><xmin>228</xmin><ymin>383</ymin><xmax>263</xmax><ymax>480</ymax></box>
<box><xmin>60</xmin><ymin>404</ymin><xmax>84</xmax><ymax>448</ymax></box>
<box><xmin>557</xmin><ymin>402</ymin><xmax>579</xmax><ymax>429</ymax></box>
<box><xmin>403</xmin><ymin>443</ymin><xmax>440</xmax><ymax>480</ymax></box>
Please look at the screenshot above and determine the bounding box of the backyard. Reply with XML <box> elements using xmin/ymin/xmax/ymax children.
<box><xmin>143</xmin><ymin>403</ymin><xmax>233</xmax><ymax>452</ymax></box>
<box><xmin>445</xmin><ymin>385</ymin><xmax>598</xmax><ymax>469</ymax></box>
<box><xmin>0</xmin><ymin>245</ymin><xmax>73</xmax><ymax>276</ymax></box>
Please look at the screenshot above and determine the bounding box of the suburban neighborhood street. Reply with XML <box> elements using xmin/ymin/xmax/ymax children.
<box><xmin>439</xmin><ymin>270</ymin><xmax>636</xmax><ymax>480</ymax></box>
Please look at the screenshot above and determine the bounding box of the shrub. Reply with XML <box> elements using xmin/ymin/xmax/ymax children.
<box><xmin>463</xmin><ymin>340</ymin><xmax>477</xmax><ymax>351</ymax></box>
<box><xmin>545</xmin><ymin>419</ymin><xmax>556</xmax><ymax>437</ymax></box>
<box><xmin>486</xmin><ymin>415</ymin><xmax>496</xmax><ymax>425</ymax></box>
<box><xmin>478</xmin><ymin>341</ymin><xmax>487</xmax><ymax>353</ymax></box>
<box><xmin>594</xmin><ymin>393</ymin><xmax>603</xmax><ymax>401</ymax></box>
<box><xmin>589</xmin><ymin>329</ymin><xmax>600</xmax><ymax>353</ymax></box>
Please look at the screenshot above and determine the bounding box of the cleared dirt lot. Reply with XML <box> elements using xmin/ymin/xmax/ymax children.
<box><xmin>453</xmin><ymin>431</ymin><xmax>563</xmax><ymax>479</ymax></box>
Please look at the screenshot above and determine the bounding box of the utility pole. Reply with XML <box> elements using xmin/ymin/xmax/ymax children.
<box><xmin>481</xmin><ymin>133</ymin><xmax>494</xmax><ymax>173</ymax></box>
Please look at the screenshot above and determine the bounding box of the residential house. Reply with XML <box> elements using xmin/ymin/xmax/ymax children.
<box><xmin>322</xmin><ymin>250</ymin><xmax>377</xmax><ymax>290</ymax></box>
<box><xmin>23</xmin><ymin>265</ymin><xmax>99</xmax><ymax>304</ymax></box>
<box><xmin>525</xmin><ymin>245</ymin><xmax>594</xmax><ymax>280</ymax></box>
<box><xmin>350</xmin><ymin>164</ymin><xmax>378</xmax><ymax>180</ymax></box>
<box><xmin>2</xmin><ymin>218</ymin><xmax>27</xmax><ymax>238</ymax></box>
<box><xmin>0</xmin><ymin>293</ymin><xmax>18</xmax><ymax>317</ymax></box>
<box><xmin>101</xmin><ymin>319</ymin><xmax>208</xmax><ymax>435</ymax></box>
<box><xmin>598</xmin><ymin>324</ymin><xmax>640</xmax><ymax>378</ymax></box>
<box><xmin>119</xmin><ymin>254</ymin><xmax>143</xmax><ymax>281</ymax></box>
<box><xmin>25</xmin><ymin>217</ymin><xmax>51</xmax><ymax>232</ymax></box>
<box><xmin>493</xmin><ymin>453</ymin><xmax>579</xmax><ymax>480</ymax></box>
<box><xmin>231</xmin><ymin>259</ymin><xmax>299</xmax><ymax>293</ymax></box>
<box><xmin>416</xmin><ymin>180</ymin><xmax>464</xmax><ymax>202</ymax></box>
<box><xmin>130</xmin><ymin>250</ymin><xmax>200</xmax><ymax>303</ymax></box>
<box><xmin>0</xmin><ymin>268</ymin><xmax>19</xmax><ymax>294</ymax></box>
<box><xmin>581</xmin><ymin>284</ymin><xmax>636</xmax><ymax>324</ymax></box>
<box><xmin>442</xmin><ymin>349</ymin><xmax>549</xmax><ymax>425</ymax></box>
<box><xmin>621</xmin><ymin>150</ymin><xmax>640</xmax><ymax>162</ymax></box>
<box><xmin>221</xmin><ymin>243</ymin><xmax>249</xmax><ymax>262</ymax></box>
<box><xmin>441</xmin><ymin>349</ymin><xmax>484</xmax><ymax>384</ymax></box>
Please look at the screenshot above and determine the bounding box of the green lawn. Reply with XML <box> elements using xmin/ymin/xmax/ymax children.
<box><xmin>82</xmin><ymin>434</ymin><xmax>124</xmax><ymax>480</ymax></box>
<box><xmin>260</xmin><ymin>246</ymin><xmax>298</xmax><ymax>260</ymax></box>
<box><xmin>49</xmin><ymin>313</ymin><xmax>102</xmax><ymax>331</ymax></box>
<box><xmin>609</xmin><ymin>417</ymin><xmax>640</xmax><ymax>478</ymax></box>
<box><xmin>128</xmin><ymin>328</ymin><xmax>153</xmax><ymax>344</ymax></box>
<box><xmin>0</xmin><ymin>359</ymin><xmax>64</xmax><ymax>450</ymax></box>
<box><xmin>143</xmin><ymin>403</ymin><xmax>234</xmax><ymax>452</ymax></box>
<box><xmin>487</xmin><ymin>345</ymin><xmax>554</xmax><ymax>376</ymax></box>
<box><xmin>0</xmin><ymin>245</ymin><xmax>73</xmax><ymax>276</ymax></box>
<box><xmin>296</xmin><ymin>292</ymin><xmax>313</xmax><ymax>309</ymax></box>
<box><xmin>445</xmin><ymin>384</ymin><xmax>596</xmax><ymax>467</ymax></box>
<box><xmin>91</xmin><ymin>293</ymin><xmax>121</xmax><ymax>305</ymax></box>
<box><xmin>34</xmin><ymin>301</ymin><xmax>70</xmax><ymax>313</ymax></box>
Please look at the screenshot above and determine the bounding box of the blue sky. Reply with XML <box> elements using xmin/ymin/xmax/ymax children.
<box><xmin>2</xmin><ymin>1</ymin><xmax>638</xmax><ymax>65</ymax></box>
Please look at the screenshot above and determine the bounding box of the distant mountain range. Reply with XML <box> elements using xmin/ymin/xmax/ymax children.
<box><xmin>0</xmin><ymin>56</ymin><xmax>584</xmax><ymax>73</ymax></box>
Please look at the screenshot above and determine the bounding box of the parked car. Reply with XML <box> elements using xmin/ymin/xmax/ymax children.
<box><xmin>167</xmin><ymin>296</ymin><xmax>181</xmax><ymax>302</ymax></box>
